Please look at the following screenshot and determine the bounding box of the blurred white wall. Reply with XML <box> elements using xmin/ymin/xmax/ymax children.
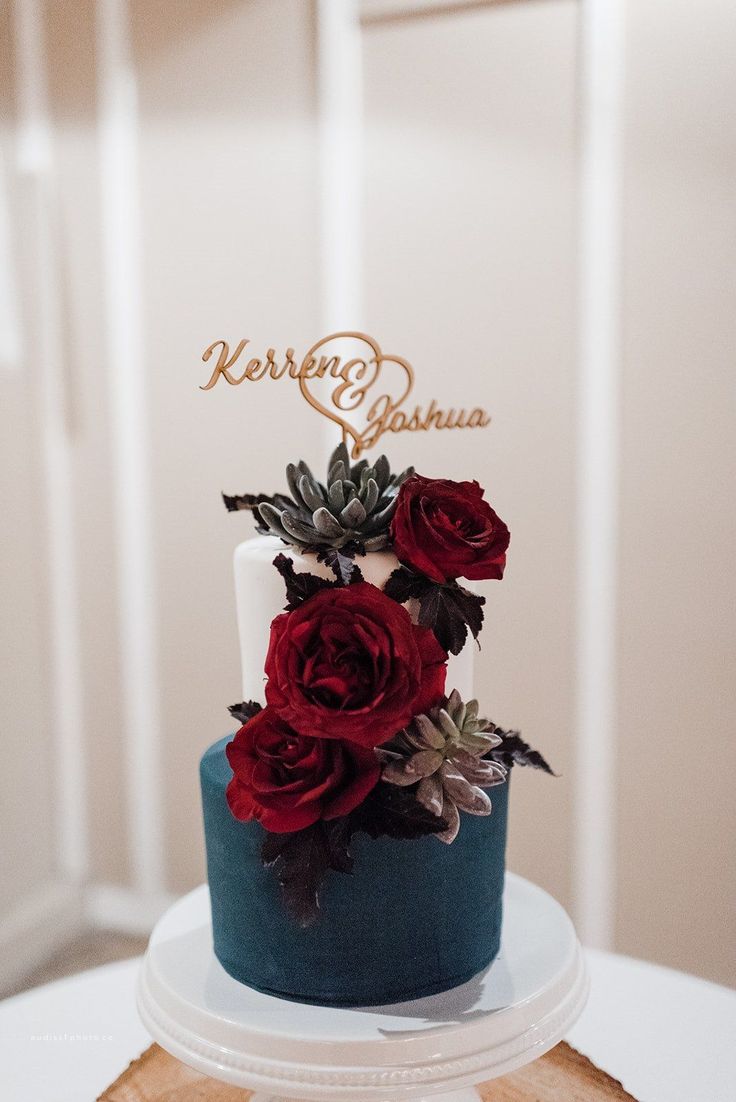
<box><xmin>1</xmin><ymin>0</ymin><xmax>734</xmax><ymax>994</ymax></box>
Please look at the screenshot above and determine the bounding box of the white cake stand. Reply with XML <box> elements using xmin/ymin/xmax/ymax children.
<box><xmin>137</xmin><ymin>874</ymin><xmax>588</xmax><ymax>1102</ymax></box>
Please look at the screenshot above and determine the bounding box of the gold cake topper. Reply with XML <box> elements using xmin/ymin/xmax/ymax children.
<box><xmin>200</xmin><ymin>331</ymin><xmax>490</xmax><ymax>459</ymax></box>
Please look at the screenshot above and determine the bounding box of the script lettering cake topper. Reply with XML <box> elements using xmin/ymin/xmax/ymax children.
<box><xmin>200</xmin><ymin>331</ymin><xmax>490</xmax><ymax>458</ymax></box>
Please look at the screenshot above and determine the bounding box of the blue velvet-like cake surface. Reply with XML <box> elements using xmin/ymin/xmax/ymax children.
<box><xmin>201</xmin><ymin>735</ymin><xmax>509</xmax><ymax>1007</ymax></box>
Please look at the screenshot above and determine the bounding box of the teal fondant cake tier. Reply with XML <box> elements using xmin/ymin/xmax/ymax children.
<box><xmin>201</xmin><ymin>736</ymin><xmax>509</xmax><ymax>1007</ymax></box>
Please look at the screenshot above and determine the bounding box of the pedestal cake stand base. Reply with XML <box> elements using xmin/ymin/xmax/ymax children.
<box><xmin>137</xmin><ymin>874</ymin><xmax>587</xmax><ymax>1101</ymax></box>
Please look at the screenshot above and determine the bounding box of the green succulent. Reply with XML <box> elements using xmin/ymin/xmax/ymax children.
<box><xmin>242</xmin><ymin>442</ymin><xmax>412</xmax><ymax>553</ymax></box>
<box><xmin>380</xmin><ymin>690</ymin><xmax>508</xmax><ymax>843</ymax></box>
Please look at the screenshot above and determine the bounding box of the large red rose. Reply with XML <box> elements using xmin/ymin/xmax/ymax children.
<box><xmin>264</xmin><ymin>582</ymin><xmax>447</xmax><ymax>747</ymax></box>
<box><xmin>391</xmin><ymin>474</ymin><xmax>510</xmax><ymax>584</ymax></box>
<box><xmin>226</xmin><ymin>707</ymin><xmax>380</xmax><ymax>832</ymax></box>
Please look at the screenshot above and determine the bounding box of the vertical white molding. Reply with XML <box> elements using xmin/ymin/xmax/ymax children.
<box><xmin>574</xmin><ymin>0</ymin><xmax>625</xmax><ymax>950</ymax></box>
<box><xmin>317</xmin><ymin>0</ymin><xmax>364</xmax><ymax>333</ymax></box>
<box><xmin>96</xmin><ymin>0</ymin><xmax>166</xmax><ymax>899</ymax></box>
<box><xmin>13</xmin><ymin>0</ymin><xmax>89</xmax><ymax>882</ymax></box>
<box><xmin>0</xmin><ymin>141</ymin><xmax>21</xmax><ymax>373</ymax></box>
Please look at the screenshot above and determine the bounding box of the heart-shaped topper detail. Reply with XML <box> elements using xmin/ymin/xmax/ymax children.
<box><xmin>298</xmin><ymin>332</ymin><xmax>414</xmax><ymax>459</ymax></box>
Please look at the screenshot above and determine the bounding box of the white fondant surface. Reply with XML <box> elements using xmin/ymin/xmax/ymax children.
<box><xmin>234</xmin><ymin>535</ymin><xmax>474</xmax><ymax>707</ymax></box>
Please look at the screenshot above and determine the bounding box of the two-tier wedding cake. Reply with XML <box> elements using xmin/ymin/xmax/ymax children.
<box><xmin>200</xmin><ymin>444</ymin><xmax>551</xmax><ymax>1006</ymax></box>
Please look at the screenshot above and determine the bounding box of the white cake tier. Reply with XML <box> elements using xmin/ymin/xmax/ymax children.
<box><xmin>234</xmin><ymin>534</ymin><xmax>474</xmax><ymax>708</ymax></box>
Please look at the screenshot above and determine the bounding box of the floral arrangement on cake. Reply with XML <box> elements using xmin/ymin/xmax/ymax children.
<box><xmin>223</xmin><ymin>444</ymin><xmax>552</xmax><ymax>924</ymax></box>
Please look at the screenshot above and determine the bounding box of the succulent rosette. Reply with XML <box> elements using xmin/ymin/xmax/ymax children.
<box><xmin>226</xmin><ymin>707</ymin><xmax>380</xmax><ymax>832</ymax></box>
<box><xmin>264</xmin><ymin>582</ymin><xmax>448</xmax><ymax>748</ymax></box>
<box><xmin>391</xmin><ymin>474</ymin><xmax>510</xmax><ymax>584</ymax></box>
<box><xmin>380</xmin><ymin>690</ymin><xmax>508</xmax><ymax>843</ymax></box>
<box><xmin>223</xmin><ymin>442</ymin><xmax>412</xmax><ymax>557</ymax></box>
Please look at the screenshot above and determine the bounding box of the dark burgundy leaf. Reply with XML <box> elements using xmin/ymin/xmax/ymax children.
<box><xmin>384</xmin><ymin>569</ymin><xmax>485</xmax><ymax>654</ymax></box>
<box><xmin>323</xmin><ymin>817</ymin><xmax>356</xmax><ymax>874</ymax></box>
<box><xmin>451</xmin><ymin>584</ymin><xmax>485</xmax><ymax>641</ymax></box>
<box><xmin>273</xmin><ymin>553</ymin><xmax>334</xmax><ymax>611</ymax></box>
<box><xmin>417</xmin><ymin>586</ymin><xmax>468</xmax><ymax>655</ymax></box>
<box><xmin>222</xmin><ymin>492</ymin><xmax>261</xmax><ymax>513</ymax></box>
<box><xmin>383</xmin><ymin>565</ymin><xmax>432</xmax><ymax>605</ymax></box>
<box><xmin>227</xmin><ymin>700</ymin><xmax>263</xmax><ymax>725</ymax></box>
<box><xmin>352</xmin><ymin>782</ymin><xmax>448</xmax><ymax>840</ymax></box>
<box><xmin>409</xmin><ymin>581</ymin><xmax>487</xmax><ymax>655</ymax></box>
<box><xmin>489</xmin><ymin>728</ymin><xmax>556</xmax><ymax>776</ymax></box>
<box><xmin>261</xmin><ymin>823</ymin><xmax>330</xmax><ymax>927</ymax></box>
<box><xmin>261</xmin><ymin>829</ymin><xmax>293</xmax><ymax>867</ymax></box>
<box><xmin>317</xmin><ymin>547</ymin><xmax>365</xmax><ymax>586</ymax></box>
<box><xmin>261</xmin><ymin>818</ymin><xmax>355</xmax><ymax>926</ymax></box>
<box><xmin>222</xmin><ymin>491</ymin><xmax>292</xmax><ymax>514</ymax></box>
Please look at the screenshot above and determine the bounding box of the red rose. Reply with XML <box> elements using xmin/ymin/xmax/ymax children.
<box><xmin>391</xmin><ymin>474</ymin><xmax>510</xmax><ymax>584</ymax></box>
<box><xmin>226</xmin><ymin>707</ymin><xmax>380</xmax><ymax>832</ymax></box>
<box><xmin>265</xmin><ymin>582</ymin><xmax>447</xmax><ymax>747</ymax></box>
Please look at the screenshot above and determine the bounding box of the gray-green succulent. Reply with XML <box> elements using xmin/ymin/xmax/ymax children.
<box><xmin>380</xmin><ymin>689</ymin><xmax>508</xmax><ymax>843</ymax></box>
<box><xmin>256</xmin><ymin>442</ymin><xmax>413</xmax><ymax>552</ymax></box>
